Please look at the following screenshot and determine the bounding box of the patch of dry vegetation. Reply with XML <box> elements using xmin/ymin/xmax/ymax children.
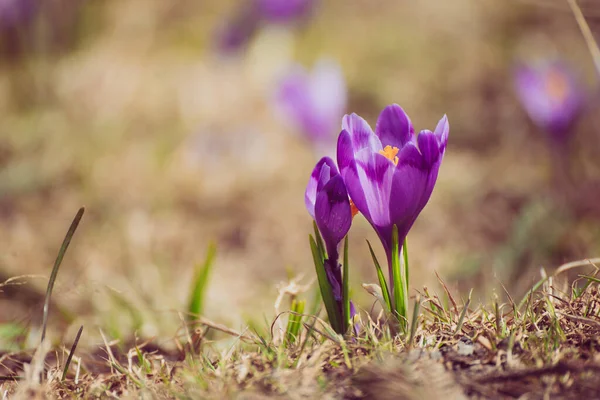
<box><xmin>2</xmin><ymin>259</ymin><xmax>600</xmax><ymax>399</ymax></box>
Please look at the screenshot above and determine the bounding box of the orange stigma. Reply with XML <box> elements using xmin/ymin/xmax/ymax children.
<box><xmin>545</xmin><ymin>69</ymin><xmax>569</xmax><ymax>102</ymax></box>
<box><xmin>350</xmin><ymin>199</ymin><xmax>359</xmax><ymax>218</ymax></box>
<box><xmin>379</xmin><ymin>145</ymin><xmax>399</xmax><ymax>165</ymax></box>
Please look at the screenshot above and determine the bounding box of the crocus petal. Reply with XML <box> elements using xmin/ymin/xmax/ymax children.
<box><xmin>305</xmin><ymin>157</ymin><xmax>337</xmax><ymax>219</ymax></box>
<box><xmin>342</xmin><ymin>113</ymin><xmax>382</xmax><ymax>153</ymax></box>
<box><xmin>347</xmin><ymin>149</ymin><xmax>396</xmax><ymax>228</ymax></box>
<box><xmin>375</xmin><ymin>104</ymin><xmax>414</xmax><ymax>149</ymax></box>
<box><xmin>388</xmin><ymin>159</ymin><xmax>431</xmax><ymax>244</ymax></box>
<box><xmin>336</xmin><ymin>129</ymin><xmax>356</xmax><ymax>177</ymax></box>
<box><xmin>315</xmin><ymin>174</ymin><xmax>352</xmax><ymax>262</ymax></box>
<box><xmin>417</xmin><ymin>130</ymin><xmax>441</xmax><ymax>168</ymax></box>
<box><xmin>434</xmin><ymin>114</ymin><xmax>449</xmax><ymax>151</ymax></box>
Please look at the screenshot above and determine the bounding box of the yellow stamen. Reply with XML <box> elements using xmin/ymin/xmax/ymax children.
<box><xmin>545</xmin><ymin>68</ymin><xmax>570</xmax><ymax>102</ymax></box>
<box><xmin>379</xmin><ymin>145</ymin><xmax>399</xmax><ymax>165</ymax></box>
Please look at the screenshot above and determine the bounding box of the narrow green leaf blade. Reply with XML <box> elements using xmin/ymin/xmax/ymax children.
<box><xmin>309</xmin><ymin>235</ymin><xmax>342</xmax><ymax>333</ymax></box>
<box><xmin>313</xmin><ymin>221</ymin><xmax>327</xmax><ymax>261</ymax></box>
<box><xmin>366</xmin><ymin>240</ymin><xmax>392</xmax><ymax>313</ymax></box>
<box><xmin>188</xmin><ymin>242</ymin><xmax>217</xmax><ymax>320</ymax></box>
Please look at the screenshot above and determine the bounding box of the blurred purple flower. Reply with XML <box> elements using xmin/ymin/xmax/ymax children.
<box><xmin>277</xmin><ymin>59</ymin><xmax>347</xmax><ymax>146</ymax></box>
<box><xmin>213</xmin><ymin>4</ymin><xmax>261</xmax><ymax>55</ymax></box>
<box><xmin>256</xmin><ymin>0</ymin><xmax>315</xmax><ymax>23</ymax></box>
<box><xmin>514</xmin><ymin>60</ymin><xmax>584</xmax><ymax>142</ymax></box>
<box><xmin>305</xmin><ymin>157</ymin><xmax>352</xmax><ymax>301</ymax></box>
<box><xmin>214</xmin><ymin>0</ymin><xmax>316</xmax><ymax>56</ymax></box>
<box><xmin>0</xmin><ymin>0</ymin><xmax>37</xmax><ymax>28</ymax></box>
<box><xmin>337</xmin><ymin>104</ymin><xmax>449</xmax><ymax>271</ymax></box>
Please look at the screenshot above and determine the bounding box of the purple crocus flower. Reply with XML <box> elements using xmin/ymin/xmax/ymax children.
<box><xmin>305</xmin><ymin>157</ymin><xmax>352</xmax><ymax>301</ymax></box>
<box><xmin>214</xmin><ymin>0</ymin><xmax>316</xmax><ymax>56</ymax></box>
<box><xmin>514</xmin><ymin>60</ymin><xmax>584</xmax><ymax>143</ymax></box>
<box><xmin>336</xmin><ymin>104</ymin><xmax>449</xmax><ymax>273</ymax></box>
<box><xmin>0</xmin><ymin>0</ymin><xmax>37</xmax><ymax>29</ymax></box>
<box><xmin>213</xmin><ymin>3</ymin><xmax>261</xmax><ymax>55</ymax></box>
<box><xmin>276</xmin><ymin>59</ymin><xmax>347</xmax><ymax>147</ymax></box>
<box><xmin>256</xmin><ymin>0</ymin><xmax>315</xmax><ymax>23</ymax></box>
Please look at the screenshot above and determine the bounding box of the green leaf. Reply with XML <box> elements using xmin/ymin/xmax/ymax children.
<box><xmin>309</xmin><ymin>235</ymin><xmax>342</xmax><ymax>334</ymax></box>
<box><xmin>313</xmin><ymin>221</ymin><xmax>327</xmax><ymax>261</ymax></box>
<box><xmin>187</xmin><ymin>242</ymin><xmax>217</xmax><ymax>320</ymax></box>
<box><xmin>342</xmin><ymin>235</ymin><xmax>350</xmax><ymax>334</ymax></box>
<box><xmin>366</xmin><ymin>240</ymin><xmax>392</xmax><ymax>313</ymax></box>
<box><xmin>285</xmin><ymin>299</ymin><xmax>305</xmax><ymax>345</ymax></box>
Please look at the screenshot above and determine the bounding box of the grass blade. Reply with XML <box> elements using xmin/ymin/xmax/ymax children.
<box><xmin>62</xmin><ymin>325</ymin><xmax>83</xmax><ymax>381</ymax></box>
<box><xmin>41</xmin><ymin>207</ymin><xmax>85</xmax><ymax>344</ymax></box>
<box><xmin>309</xmin><ymin>235</ymin><xmax>342</xmax><ymax>334</ymax></box>
<box><xmin>366</xmin><ymin>240</ymin><xmax>391</xmax><ymax>313</ymax></box>
<box><xmin>187</xmin><ymin>242</ymin><xmax>217</xmax><ymax>320</ymax></box>
<box><xmin>454</xmin><ymin>289</ymin><xmax>472</xmax><ymax>335</ymax></box>
<box><xmin>567</xmin><ymin>0</ymin><xmax>600</xmax><ymax>77</ymax></box>
<box><xmin>342</xmin><ymin>235</ymin><xmax>350</xmax><ymax>334</ymax></box>
<box><xmin>407</xmin><ymin>295</ymin><xmax>421</xmax><ymax>348</ymax></box>
<box><xmin>285</xmin><ymin>300</ymin><xmax>305</xmax><ymax>345</ymax></box>
<box><xmin>517</xmin><ymin>276</ymin><xmax>548</xmax><ymax>312</ymax></box>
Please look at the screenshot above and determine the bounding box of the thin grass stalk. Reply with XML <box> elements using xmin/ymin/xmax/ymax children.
<box><xmin>567</xmin><ymin>0</ymin><xmax>600</xmax><ymax>77</ymax></box>
<box><xmin>61</xmin><ymin>325</ymin><xmax>83</xmax><ymax>381</ymax></box>
<box><xmin>42</xmin><ymin>207</ymin><xmax>85</xmax><ymax>343</ymax></box>
<box><xmin>407</xmin><ymin>295</ymin><xmax>421</xmax><ymax>348</ymax></box>
<box><xmin>454</xmin><ymin>289</ymin><xmax>472</xmax><ymax>335</ymax></box>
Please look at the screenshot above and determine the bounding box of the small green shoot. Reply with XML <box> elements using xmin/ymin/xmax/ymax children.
<box><xmin>284</xmin><ymin>299</ymin><xmax>305</xmax><ymax>346</ymax></box>
<box><xmin>187</xmin><ymin>242</ymin><xmax>217</xmax><ymax>321</ymax></box>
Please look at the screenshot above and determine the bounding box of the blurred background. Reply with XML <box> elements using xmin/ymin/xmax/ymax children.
<box><xmin>1</xmin><ymin>0</ymin><xmax>600</xmax><ymax>346</ymax></box>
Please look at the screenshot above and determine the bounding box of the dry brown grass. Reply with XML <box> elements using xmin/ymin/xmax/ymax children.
<box><xmin>1</xmin><ymin>259</ymin><xmax>600</xmax><ymax>399</ymax></box>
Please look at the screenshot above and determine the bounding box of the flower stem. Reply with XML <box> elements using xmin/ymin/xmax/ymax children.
<box><xmin>391</xmin><ymin>226</ymin><xmax>407</xmax><ymax>333</ymax></box>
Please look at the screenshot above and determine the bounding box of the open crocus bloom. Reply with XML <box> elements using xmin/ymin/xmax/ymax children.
<box><xmin>337</xmin><ymin>104</ymin><xmax>449</xmax><ymax>269</ymax></box>
<box><xmin>305</xmin><ymin>157</ymin><xmax>352</xmax><ymax>300</ymax></box>
<box><xmin>514</xmin><ymin>60</ymin><xmax>584</xmax><ymax>142</ymax></box>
